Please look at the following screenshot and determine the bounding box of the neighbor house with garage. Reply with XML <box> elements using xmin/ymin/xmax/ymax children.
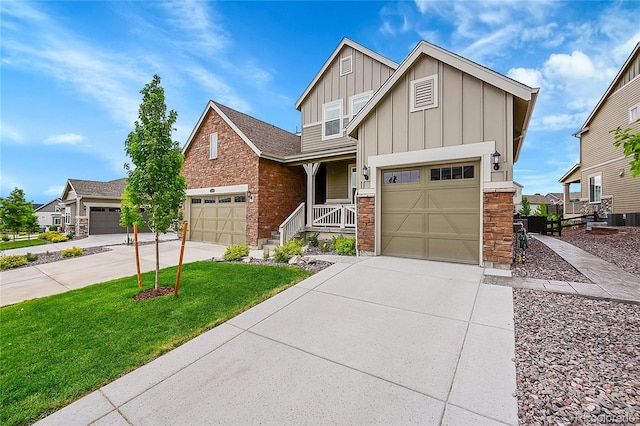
<box><xmin>559</xmin><ymin>42</ymin><xmax>640</xmax><ymax>221</ymax></box>
<box><xmin>182</xmin><ymin>38</ymin><xmax>538</xmax><ymax>267</ymax></box>
<box><xmin>60</xmin><ymin>178</ymin><xmax>132</xmax><ymax>236</ymax></box>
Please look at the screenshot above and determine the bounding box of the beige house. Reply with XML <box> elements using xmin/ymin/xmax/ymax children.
<box><xmin>560</xmin><ymin>42</ymin><xmax>640</xmax><ymax>218</ymax></box>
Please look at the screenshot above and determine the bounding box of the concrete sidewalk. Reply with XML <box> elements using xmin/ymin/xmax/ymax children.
<box><xmin>0</xmin><ymin>236</ymin><xmax>264</xmax><ymax>307</ymax></box>
<box><xmin>36</xmin><ymin>256</ymin><xmax>518</xmax><ymax>425</ymax></box>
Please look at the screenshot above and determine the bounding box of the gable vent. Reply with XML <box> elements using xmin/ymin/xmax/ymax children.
<box><xmin>410</xmin><ymin>74</ymin><xmax>438</xmax><ymax>112</ymax></box>
<box><xmin>340</xmin><ymin>56</ymin><xmax>353</xmax><ymax>76</ymax></box>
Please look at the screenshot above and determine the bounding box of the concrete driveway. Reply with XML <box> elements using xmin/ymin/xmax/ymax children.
<box><xmin>36</xmin><ymin>256</ymin><xmax>517</xmax><ymax>425</ymax></box>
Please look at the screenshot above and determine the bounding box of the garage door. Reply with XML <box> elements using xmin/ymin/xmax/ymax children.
<box><xmin>189</xmin><ymin>194</ymin><xmax>246</xmax><ymax>245</ymax></box>
<box><xmin>380</xmin><ymin>162</ymin><xmax>480</xmax><ymax>264</ymax></box>
<box><xmin>89</xmin><ymin>207</ymin><xmax>126</xmax><ymax>235</ymax></box>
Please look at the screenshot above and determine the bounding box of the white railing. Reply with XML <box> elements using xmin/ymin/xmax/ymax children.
<box><xmin>279</xmin><ymin>202</ymin><xmax>306</xmax><ymax>246</ymax></box>
<box><xmin>312</xmin><ymin>204</ymin><xmax>356</xmax><ymax>228</ymax></box>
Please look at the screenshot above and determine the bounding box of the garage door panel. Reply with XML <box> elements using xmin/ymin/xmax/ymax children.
<box><xmin>381</xmin><ymin>162</ymin><xmax>480</xmax><ymax>264</ymax></box>
<box><xmin>189</xmin><ymin>195</ymin><xmax>246</xmax><ymax>245</ymax></box>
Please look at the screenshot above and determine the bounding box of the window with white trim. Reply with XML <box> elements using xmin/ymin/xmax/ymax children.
<box><xmin>410</xmin><ymin>74</ymin><xmax>438</xmax><ymax>112</ymax></box>
<box><xmin>630</xmin><ymin>103</ymin><xmax>639</xmax><ymax>123</ymax></box>
<box><xmin>350</xmin><ymin>92</ymin><xmax>372</xmax><ymax>118</ymax></box>
<box><xmin>589</xmin><ymin>174</ymin><xmax>602</xmax><ymax>203</ymax></box>
<box><xmin>209</xmin><ymin>132</ymin><xmax>218</xmax><ymax>159</ymax></box>
<box><xmin>322</xmin><ymin>100</ymin><xmax>342</xmax><ymax>140</ymax></box>
<box><xmin>340</xmin><ymin>56</ymin><xmax>352</xmax><ymax>76</ymax></box>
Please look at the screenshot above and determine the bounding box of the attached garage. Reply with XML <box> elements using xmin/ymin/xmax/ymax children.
<box><xmin>89</xmin><ymin>207</ymin><xmax>126</xmax><ymax>235</ymax></box>
<box><xmin>380</xmin><ymin>161</ymin><xmax>480</xmax><ymax>264</ymax></box>
<box><xmin>189</xmin><ymin>194</ymin><xmax>247</xmax><ymax>245</ymax></box>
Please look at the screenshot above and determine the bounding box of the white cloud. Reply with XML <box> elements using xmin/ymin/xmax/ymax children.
<box><xmin>543</xmin><ymin>50</ymin><xmax>595</xmax><ymax>80</ymax></box>
<box><xmin>43</xmin><ymin>133</ymin><xmax>86</xmax><ymax>145</ymax></box>
<box><xmin>507</xmin><ymin>67</ymin><xmax>542</xmax><ymax>88</ymax></box>
<box><xmin>0</xmin><ymin>121</ymin><xmax>24</xmax><ymax>143</ymax></box>
<box><xmin>184</xmin><ymin>66</ymin><xmax>251</xmax><ymax>113</ymax></box>
<box><xmin>44</xmin><ymin>185</ymin><xmax>64</xmax><ymax>197</ymax></box>
<box><xmin>539</xmin><ymin>114</ymin><xmax>585</xmax><ymax>131</ymax></box>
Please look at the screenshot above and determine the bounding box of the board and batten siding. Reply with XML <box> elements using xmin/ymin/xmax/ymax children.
<box><xmin>326</xmin><ymin>160</ymin><xmax>351</xmax><ymax>200</ymax></box>
<box><xmin>581</xmin><ymin>76</ymin><xmax>640</xmax><ymax>167</ymax></box>
<box><xmin>612</xmin><ymin>53</ymin><xmax>640</xmax><ymax>92</ymax></box>
<box><xmin>579</xmin><ymin>157</ymin><xmax>640</xmax><ymax>213</ymax></box>
<box><xmin>300</xmin><ymin>45</ymin><xmax>395</xmax><ymax>153</ymax></box>
<box><xmin>359</xmin><ymin>54</ymin><xmax>514</xmax><ymax>185</ymax></box>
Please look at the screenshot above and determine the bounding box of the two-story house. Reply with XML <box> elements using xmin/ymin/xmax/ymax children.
<box><xmin>560</xmin><ymin>42</ymin><xmax>640</xmax><ymax>220</ymax></box>
<box><xmin>181</xmin><ymin>38</ymin><xmax>538</xmax><ymax>267</ymax></box>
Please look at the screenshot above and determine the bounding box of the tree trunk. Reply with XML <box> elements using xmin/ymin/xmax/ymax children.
<box><xmin>155</xmin><ymin>231</ymin><xmax>160</xmax><ymax>289</ymax></box>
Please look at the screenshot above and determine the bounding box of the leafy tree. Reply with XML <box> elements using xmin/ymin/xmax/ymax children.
<box><xmin>534</xmin><ymin>201</ymin><xmax>548</xmax><ymax>217</ymax></box>
<box><xmin>519</xmin><ymin>196</ymin><xmax>531</xmax><ymax>216</ymax></box>
<box><xmin>120</xmin><ymin>185</ymin><xmax>144</xmax><ymax>244</ymax></box>
<box><xmin>611</xmin><ymin>118</ymin><xmax>640</xmax><ymax>178</ymax></box>
<box><xmin>124</xmin><ymin>75</ymin><xmax>187</xmax><ymax>289</ymax></box>
<box><xmin>0</xmin><ymin>188</ymin><xmax>39</xmax><ymax>241</ymax></box>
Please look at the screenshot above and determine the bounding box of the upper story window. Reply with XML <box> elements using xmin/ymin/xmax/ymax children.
<box><xmin>350</xmin><ymin>92</ymin><xmax>372</xmax><ymax>118</ymax></box>
<box><xmin>340</xmin><ymin>56</ymin><xmax>352</xmax><ymax>76</ymax></box>
<box><xmin>589</xmin><ymin>174</ymin><xmax>602</xmax><ymax>203</ymax></box>
<box><xmin>322</xmin><ymin>100</ymin><xmax>343</xmax><ymax>140</ymax></box>
<box><xmin>630</xmin><ymin>103</ymin><xmax>639</xmax><ymax>123</ymax></box>
<box><xmin>209</xmin><ymin>132</ymin><xmax>218</xmax><ymax>159</ymax></box>
<box><xmin>410</xmin><ymin>74</ymin><xmax>438</xmax><ymax>112</ymax></box>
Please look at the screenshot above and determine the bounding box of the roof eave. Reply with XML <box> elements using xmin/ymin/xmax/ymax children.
<box><xmin>514</xmin><ymin>87</ymin><xmax>539</xmax><ymax>163</ymax></box>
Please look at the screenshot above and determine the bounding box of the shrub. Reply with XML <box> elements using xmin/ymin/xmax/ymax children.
<box><xmin>307</xmin><ymin>232</ymin><xmax>319</xmax><ymax>247</ymax></box>
<box><xmin>61</xmin><ymin>247</ymin><xmax>83</xmax><ymax>258</ymax></box>
<box><xmin>0</xmin><ymin>255</ymin><xmax>28</xmax><ymax>270</ymax></box>
<box><xmin>333</xmin><ymin>235</ymin><xmax>356</xmax><ymax>256</ymax></box>
<box><xmin>263</xmin><ymin>248</ymin><xmax>270</xmax><ymax>260</ymax></box>
<box><xmin>39</xmin><ymin>231</ymin><xmax>68</xmax><ymax>243</ymax></box>
<box><xmin>66</xmin><ymin>232</ymin><xmax>75</xmax><ymax>240</ymax></box>
<box><xmin>1</xmin><ymin>234</ymin><xmax>9</xmax><ymax>242</ymax></box>
<box><xmin>319</xmin><ymin>240</ymin><xmax>332</xmax><ymax>252</ymax></box>
<box><xmin>25</xmin><ymin>252</ymin><xmax>38</xmax><ymax>262</ymax></box>
<box><xmin>274</xmin><ymin>238</ymin><xmax>304</xmax><ymax>263</ymax></box>
<box><xmin>223</xmin><ymin>245</ymin><xmax>250</xmax><ymax>261</ymax></box>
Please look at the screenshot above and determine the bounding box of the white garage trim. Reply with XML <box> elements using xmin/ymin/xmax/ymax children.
<box><xmin>186</xmin><ymin>184</ymin><xmax>249</xmax><ymax>197</ymax></box>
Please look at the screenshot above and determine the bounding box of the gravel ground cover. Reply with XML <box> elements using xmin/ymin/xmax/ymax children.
<box><xmin>559</xmin><ymin>227</ymin><xmax>640</xmax><ymax>276</ymax></box>
<box><xmin>514</xmin><ymin>289</ymin><xmax>640</xmax><ymax>425</ymax></box>
<box><xmin>512</xmin><ymin>237</ymin><xmax>591</xmax><ymax>283</ymax></box>
<box><xmin>5</xmin><ymin>246</ymin><xmax>110</xmax><ymax>269</ymax></box>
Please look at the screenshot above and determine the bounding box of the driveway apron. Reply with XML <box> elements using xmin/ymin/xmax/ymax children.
<box><xmin>38</xmin><ymin>256</ymin><xmax>518</xmax><ymax>426</ymax></box>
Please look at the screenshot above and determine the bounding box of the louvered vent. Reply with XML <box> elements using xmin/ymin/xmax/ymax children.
<box><xmin>410</xmin><ymin>75</ymin><xmax>438</xmax><ymax>112</ymax></box>
<box><xmin>340</xmin><ymin>56</ymin><xmax>352</xmax><ymax>75</ymax></box>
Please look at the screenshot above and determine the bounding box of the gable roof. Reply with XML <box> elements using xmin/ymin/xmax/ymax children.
<box><xmin>182</xmin><ymin>101</ymin><xmax>301</xmax><ymax>161</ymax></box>
<box><xmin>62</xmin><ymin>178</ymin><xmax>127</xmax><ymax>200</ymax></box>
<box><xmin>34</xmin><ymin>198</ymin><xmax>62</xmax><ymax>212</ymax></box>
<box><xmin>574</xmin><ymin>42</ymin><xmax>640</xmax><ymax>137</ymax></box>
<box><xmin>294</xmin><ymin>38</ymin><xmax>399</xmax><ymax>110</ymax></box>
<box><xmin>346</xmin><ymin>40</ymin><xmax>539</xmax><ymax>161</ymax></box>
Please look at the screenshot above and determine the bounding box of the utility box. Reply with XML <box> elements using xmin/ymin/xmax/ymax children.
<box><xmin>608</xmin><ymin>214</ymin><xmax>625</xmax><ymax>226</ymax></box>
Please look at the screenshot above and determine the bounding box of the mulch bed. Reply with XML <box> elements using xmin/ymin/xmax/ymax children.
<box><xmin>7</xmin><ymin>246</ymin><xmax>111</xmax><ymax>269</ymax></box>
<box><xmin>133</xmin><ymin>286</ymin><xmax>174</xmax><ymax>301</ymax></box>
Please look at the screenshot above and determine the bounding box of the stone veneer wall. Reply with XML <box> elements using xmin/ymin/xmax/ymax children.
<box><xmin>483</xmin><ymin>189</ymin><xmax>515</xmax><ymax>267</ymax></box>
<box><xmin>357</xmin><ymin>195</ymin><xmax>375</xmax><ymax>253</ymax></box>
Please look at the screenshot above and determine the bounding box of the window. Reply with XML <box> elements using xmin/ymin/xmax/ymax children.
<box><xmin>630</xmin><ymin>103</ymin><xmax>639</xmax><ymax>123</ymax></box>
<box><xmin>350</xmin><ymin>92</ymin><xmax>372</xmax><ymax>118</ymax></box>
<box><xmin>234</xmin><ymin>195</ymin><xmax>246</xmax><ymax>203</ymax></box>
<box><xmin>410</xmin><ymin>74</ymin><xmax>438</xmax><ymax>112</ymax></box>
<box><xmin>322</xmin><ymin>100</ymin><xmax>342</xmax><ymax>140</ymax></box>
<box><xmin>431</xmin><ymin>166</ymin><xmax>474</xmax><ymax>181</ymax></box>
<box><xmin>54</xmin><ymin>217</ymin><xmax>61</xmax><ymax>225</ymax></box>
<box><xmin>589</xmin><ymin>174</ymin><xmax>602</xmax><ymax>203</ymax></box>
<box><xmin>340</xmin><ymin>56</ymin><xmax>352</xmax><ymax>76</ymax></box>
<box><xmin>209</xmin><ymin>132</ymin><xmax>218</xmax><ymax>159</ymax></box>
<box><xmin>191</xmin><ymin>198</ymin><xmax>202</xmax><ymax>204</ymax></box>
<box><xmin>204</xmin><ymin>197</ymin><xmax>216</xmax><ymax>204</ymax></box>
<box><xmin>383</xmin><ymin>170</ymin><xmax>420</xmax><ymax>184</ymax></box>
<box><xmin>218</xmin><ymin>196</ymin><xmax>232</xmax><ymax>203</ymax></box>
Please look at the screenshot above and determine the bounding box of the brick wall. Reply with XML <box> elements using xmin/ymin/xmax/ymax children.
<box><xmin>357</xmin><ymin>195</ymin><xmax>375</xmax><ymax>253</ymax></box>
<box><xmin>257</xmin><ymin>159</ymin><xmax>305</xmax><ymax>241</ymax></box>
<box><xmin>483</xmin><ymin>189</ymin><xmax>515</xmax><ymax>267</ymax></box>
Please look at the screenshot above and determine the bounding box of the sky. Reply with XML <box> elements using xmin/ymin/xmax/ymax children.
<box><xmin>1</xmin><ymin>1</ymin><xmax>639</xmax><ymax>204</ymax></box>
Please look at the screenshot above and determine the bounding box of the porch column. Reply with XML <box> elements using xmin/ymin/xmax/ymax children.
<box><xmin>303</xmin><ymin>162</ymin><xmax>320</xmax><ymax>227</ymax></box>
<box><xmin>563</xmin><ymin>183</ymin><xmax>571</xmax><ymax>216</ymax></box>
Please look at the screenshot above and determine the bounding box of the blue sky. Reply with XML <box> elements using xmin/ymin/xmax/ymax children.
<box><xmin>2</xmin><ymin>1</ymin><xmax>639</xmax><ymax>204</ymax></box>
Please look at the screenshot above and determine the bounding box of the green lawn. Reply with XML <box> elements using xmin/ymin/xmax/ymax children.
<box><xmin>0</xmin><ymin>239</ymin><xmax>46</xmax><ymax>250</ymax></box>
<box><xmin>0</xmin><ymin>261</ymin><xmax>312</xmax><ymax>426</ymax></box>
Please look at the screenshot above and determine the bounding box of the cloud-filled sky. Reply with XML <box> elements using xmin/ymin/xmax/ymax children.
<box><xmin>1</xmin><ymin>0</ymin><xmax>639</xmax><ymax>203</ymax></box>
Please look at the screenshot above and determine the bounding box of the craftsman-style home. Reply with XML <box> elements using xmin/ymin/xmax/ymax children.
<box><xmin>181</xmin><ymin>38</ymin><xmax>538</xmax><ymax>267</ymax></box>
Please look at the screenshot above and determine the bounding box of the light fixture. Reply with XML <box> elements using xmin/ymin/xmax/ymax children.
<box><xmin>492</xmin><ymin>150</ymin><xmax>501</xmax><ymax>171</ymax></box>
<box><xmin>362</xmin><ymin>165</ymin><xmax>369</xmax><ymax>181</ymax></box>
<box><xmin>247</xmin><ymin>190</ymin><xmax>253</xmax><ymax>201</ymax></box>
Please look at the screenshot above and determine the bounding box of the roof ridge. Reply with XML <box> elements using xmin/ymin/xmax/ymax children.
<box><xmin>212</xmin><ymin>101</ymin><xmax>298</xmax><ymax>136</ymax></box>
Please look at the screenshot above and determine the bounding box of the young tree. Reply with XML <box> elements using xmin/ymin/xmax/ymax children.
<box><xmin>119</xmin><ymin>185</ymin><xmax>144</xmax><ymax>244</ymax></box>
<box><xmin>612</xmin><ymin>118</ymin><xmax>640</xmax><ymax>178</ymax></box>
<box><xmin>0</xmin><ymin>188</ymin><xmax>39</xmax><ymax>241</ymax></box>
<box><xmin>519</xmin><ymin>196</ymin><xmax>531</xmax><ymax>216</ymax></box>
<box><xmin>124</xmin><ymin>75</ymin><xmax>187</xmax><ymax>289</ymax></box>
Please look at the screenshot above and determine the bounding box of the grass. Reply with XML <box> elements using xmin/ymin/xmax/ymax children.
<box><xmin>0</xmin><ymin>261</ymin><xmax>312</xmax><ymax>426</ymax></box>
<box><xmin>0</xmin><ymin>239</ymin><xmax>46</xmax><ymax>250</ymax></box>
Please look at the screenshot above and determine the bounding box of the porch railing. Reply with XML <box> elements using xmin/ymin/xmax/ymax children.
<box><xmin>312</xmin><ymin>204</ymin><xmax>356</xmax><ymax>228</ymax></box>
<box><xmin>279</xmin><ymin>202</ymin><xmax>306</xmax><ymax>246</ymax></box>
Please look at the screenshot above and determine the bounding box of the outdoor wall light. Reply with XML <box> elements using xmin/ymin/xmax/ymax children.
<box><xmin>492</xmin><ymin>150</ymin><xmax>501</xmax><ymax>171</ymax></box>
<box><xmin>362</xmin><ymin>165</ymin><xmax>369</xmax><ymax>181</ymax></box>
<box><xmin>247</xmin><ymin>190</ymin><xmax>253</xmax><ymax>201</ymax></box>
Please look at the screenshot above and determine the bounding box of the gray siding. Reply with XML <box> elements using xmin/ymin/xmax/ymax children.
<box><xmin>579</xmin><ymin>157</ymin><xmax>640</xmax><ymax>213</ymax></box>
<box><xmin>326</xmin><ymin>160</ymin><xmax>352</xmax><ymax>200</ymax></box>
<box><xmin>300</xmin><ymin>45</ymin><xmax>395</xmax><ymax>154</ymax></box>
<box><xmin>359</xmin><ymin>54</ymin><xmax>514</xmax><ymax>183</ymax></box>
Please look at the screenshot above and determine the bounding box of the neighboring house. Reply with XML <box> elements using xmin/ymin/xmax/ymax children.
<box><xmin>34</xmin><ymin>198</ymin><xmax>62</xmax><ymax>230</ymax></box>
<box><xmin>514</xmin><ymin>193</ymin><xmax>569</xmax><ymax>215</ymax></box>
<box><xmin>59</xmin><ymin>178</ymin><xmax>131</xmax><ymax>236</ymax></box>
<box><xmin>560</xmin><ymin>42</ymin><xmax>640</xmax><ymax>218</ymax></box>
<box><xmin>182</xmin><ymin>38</ymin><xmax>538</xmax><ymax>267</ymax></box>
<box><xmin>512</xmin><ymin>181</ymin><xmax>523</xmax><ymax>210</ymax></box>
